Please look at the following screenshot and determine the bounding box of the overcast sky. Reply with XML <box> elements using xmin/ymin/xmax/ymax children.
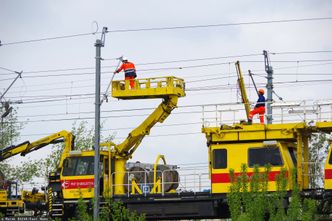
<box><xmin>1</xmin><ymin>0</ymin><xmax>332</xmax><ymax>178</ymax></box>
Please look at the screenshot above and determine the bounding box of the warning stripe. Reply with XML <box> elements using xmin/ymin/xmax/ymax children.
<box><xmin>211</xmin><ymin>171</ymin><xmax>287</xmax><ymax>183</ymax></box>
<box><xmin>325</xmin><ymin>169</ymin><xmax>332</xmax><ymax>179</ymax></box>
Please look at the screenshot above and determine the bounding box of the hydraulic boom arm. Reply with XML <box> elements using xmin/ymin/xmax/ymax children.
<box><xmin>235</xmin><ymin>61</ymin><xmax>250</xmax><ymax>120</ymax></box>
<box><xmin>0</xmin><ymin>130</ymin><xmax>74</xmax><ymax>168</ymax></box>
<box><xmin>114</xmin><ymin>95</ymin><xmax>178</xmax><ymax>158</ymax></box>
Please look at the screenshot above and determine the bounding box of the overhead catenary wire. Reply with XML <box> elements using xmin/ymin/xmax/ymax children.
<box><xmin>0</xmin><ymin>66</ymin><xmax>21</xmax><ymax>74</ymax></box>
<box><xmin>9</xmin><ymin>79</ymin><xmax>332</xmax><ymax>122</ymax></box>
<box><xmin>272</xmin><ymin>50</ymin><xmax>332</xmax><ymax>55</ymax></box>
<box><xmin>1</xmin><ymin>17</ymin><xmax>331</xmax><ymax>47</ymax></box>
<box><xmin>2</xmin><ymin>49</ymin><xmax>331</xmax><ymax>76</ymax></box>
<box><xmin>4</xmin><ymin>69</ymin><xmax>332</xmax><ymax>94</ymax></box>
<box><xmin>0</xmin><ymin>54</ymin><xmax>261</xmax><ymax>77</ymax></box>
<box><xmin>17</xmin><ymin>95</ymin><xmax>332</xmax><ymax>137</ymax></box>
<box><xmin>2</xmin><ymin>58</ymin><xmax>332</xmax><ymax>83</ymax></box>
<box><xmin>0</xmin><ymin>32</ymin><xmax>97</xmax><ymax>47</ymax></box>
<box><xmin>4</xmin><ymin>78</ymin><xmax>332</xmax><ymax>104</ymax></box>
<box><xmin>0</xmin><ymin>50</ymin><xmax>330</xmax><ymax>77</ymax></box>
<box><xmin>13</xmin><ymin>100</ymin><xmax>252</xmax><ymax>123</ymax></box>
<box><xmin>107</xmin><ymin>17</ymin><xmax>332</xmax><ymax>33</ymax></box>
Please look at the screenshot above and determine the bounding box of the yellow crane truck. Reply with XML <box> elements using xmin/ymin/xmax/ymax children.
<box><xmin>0</xmin><ymin>76</ymin><xmax>186</xmax><ymax>219</ymax></box>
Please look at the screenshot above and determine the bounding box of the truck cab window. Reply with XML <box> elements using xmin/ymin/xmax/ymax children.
<box><xmin>248</xmin><ymin>147</ymin><xmax>283</xmax><ymax>167</ymax></box>
<box><xmin>62</xmin><ymin>156</ymin><xmax>94</xmax><ymax>176</ymax></box>
<box><xmin>213</xmin><ymin>149</ymin><xmax>227</xmax><ymax>169</ymax></box>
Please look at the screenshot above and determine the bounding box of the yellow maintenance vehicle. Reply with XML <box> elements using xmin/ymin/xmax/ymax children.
<box><xmin>0</xmin><ymin>177</ymin><xmax>24</xmax><ymax>216</ymax></box>
<box><xmin>0</xmin><ymin>130</ymin><xmax>73</xmax><ymax>216</ymax></box>
<box><xmin>1</xmin><ymin>76</ymin><xmax>186</xmax><ymax>219</ymax></box>
<box><xmin>202</xmin><ymin>122</ymin><xmax>332</xmax><ymax>193</ymax></box>
<box><xmin>200</xmin><ymin>61</ymin><xmax>332</xmax><ymax>216</ymax></box>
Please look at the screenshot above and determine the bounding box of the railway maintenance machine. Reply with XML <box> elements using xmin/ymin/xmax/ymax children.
<box><xmin>199</xmin><ymin>61</ymin><xmax>332</xmax><ymax>217</ymax></box>
<box><xmin>1</xmin><ymin>76</ymin><xmax>192</xmax><ymax>219</ymax></box>
<box><xmin>2</xmin><ymin>75</ymin><xmax>332</xmax><ymax>219</ymax></box>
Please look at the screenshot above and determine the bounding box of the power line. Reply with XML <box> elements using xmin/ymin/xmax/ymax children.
<box><xmin>127</xmin><ymin>132</ymin><xmax>200</xmax><ymax>138</ymax></box>
<box><xmin>0</xmin><ymin>54</ymin><xmax>255</xmax><ymax>77</ymax></box>
<box><xmin>1</xmin><ymin>51</ymin><xmax>331</xmax><ymax>78</ymax></box>
<box><xmin>2</xmin><ymin>58</ymin><xmax>332</xmax><ymax>83</ymax></box>
<box><xmin>6</xmin><ymin>74</ymin><xmax>237</xmax><ymax>94</ymax></box>
<box><xmin>14</xmin><ymin>101</ymin><xmax>247</xmax><ymax>123</ymax></box>
<box><xmin>15</xmin><ymin>109</ymin><xmax>209</xmax><ymax>124</ymax></box>
<box><xmin>271</xmin><ymin>72</ymin><xmax>332</xmax><ymax>76</ymax></box>
<box><xmin>5</xmin><ymin>78</ymin><xmax>332</xmax><ymax>104</ymax></box>
<box><xmin>0</xmin><ymin>66</ymin><xmax>21</xmax><ymax>74</ymax></box>
<box><xmin>104</xmin><ymin>53</ymin><xmax>262</xmax><ymax>63</ymax></box>
<box><xmin>1</xmin><ymin>32</ymin><xmax>96</xmax><ymax>47</ymax></box>
<box><xmin>5</xmin><ymin>70</ymin><xmax>332</xmax><ymax>95</ymax></box>
<box><xmin>250</xmin><ymin>62</ymin><xmax>332</xmax><ymax>73</ymax></box>
<box><xmin>18</xmin><ymin>100</ymin><xmax>245</xmax><ymax>118</ymax></box>
<box><xmin>3</xmin><ymin>58</ymin><xmax>330</xmax><ymax>82</ymax></box>
<box><xmin>1</xmin><ymin>17</ymin><xmax>331</xmax><ymax>47</ymax></box>
<box><xmin>269</xmin><ymin>59</ymin><xmax>332</xmax><ymax>63</ymax></box>
<box><xmin>108</xmin><ymin>17</ymin><xmax>332</xmax><ymax>33</ymax></box>
<box><xmin>20</xmin><ymin>122</ymin><xmax>202</xmax><ymax>136</ymax></box>
<box><xmin>272</xmin><ymin>50</ymin><xmax>332</xmax><ymax>55</ymax></box>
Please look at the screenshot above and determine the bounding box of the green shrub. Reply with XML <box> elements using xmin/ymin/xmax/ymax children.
<box><xmin>227</xmin><ymin>165</ymin><xmax>317</xmax><ymax>221</ymax></box>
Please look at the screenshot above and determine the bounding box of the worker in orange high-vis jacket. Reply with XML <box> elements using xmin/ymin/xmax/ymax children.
<box><xmin>248</xmin><ymin>89</ymin><xmax>266</xmax><ymax>124</ymax></box>
<box><xmin>114</xmin><ymin>57</ymin><xmax>137</xmax><ymax>89</ymax></box>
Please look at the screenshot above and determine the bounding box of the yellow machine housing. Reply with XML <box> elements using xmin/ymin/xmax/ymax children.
<box><xmin>0</xmin><ymin>182</ymin><xmax>24</xmax><ymax>216</ymax></box>
<box><xmin>325</xmin><ymin>140</ymin><xmax>332</xmax><ymax>190</ymax></box>
<box><xmin>202</xmin><ymin>122</ymin><xmax>332</xmax><ymax>194</ymax></box>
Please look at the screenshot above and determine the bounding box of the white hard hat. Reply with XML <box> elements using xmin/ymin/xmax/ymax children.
<box><xmin>122</xmin><ymin>56</ymin><xmax>128</xmax><ymax>61</ymax></box>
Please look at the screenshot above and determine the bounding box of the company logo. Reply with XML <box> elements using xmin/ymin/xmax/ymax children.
<box><xmin>61</xmin><ymin>179</ymin><xmax>94</xmax><ymax>189</ymax></box>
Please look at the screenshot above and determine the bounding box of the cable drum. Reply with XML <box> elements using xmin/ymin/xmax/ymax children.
<box><xmin>123</xmin><ymin>166</ymin><xmax>149</xmax><ymax>192</ymax></box>
<box><xmin>150</xmin><ymin>165</ymin><xmax>179</xmax><ymax>192</ymax></box>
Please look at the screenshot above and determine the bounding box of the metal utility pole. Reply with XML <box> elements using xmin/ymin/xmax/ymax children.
<box><xmin>248</xmin><ymin>70</ymin><xmax>259</xmax><ymax>95</ymax></box>
<box><xmin>0</xmin><ymin>71</ymin><xmax>22</xmax><ymax>101</ymax></box>
<box><xmin>94</xmin><ymin>27</ymin><xmax>107</xmax><ymax>221</ymax></box>
<box><xmin>263</xmin><ymin>50</ymin><xmax>273</xmax><ymax>124</ymax></box>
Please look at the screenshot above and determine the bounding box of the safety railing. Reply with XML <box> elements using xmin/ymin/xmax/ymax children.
<box><xmin>202</xmin><ymin>99</ymin><xmax>332</xmax><ymax>127</ymax></box>
<box><xmin>111</xmin><ymin>76</ymin><xmax>185</xmax><ymax>99</ymax></box>
<box><xmin>111</xmin><ymin>164</ymin><xmax>210</xmax><ymax>197</ymax></box>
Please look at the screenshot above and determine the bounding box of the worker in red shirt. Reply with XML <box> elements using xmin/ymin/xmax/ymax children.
<box><xmin>114</xmin><ymin>57</ymin><xmax>137</xmax><ymax>89</ymax></box>
<box><xmin>248</xmin><ymin>89</ymin><xmax>266</xmax><ymax>124</ymax></box>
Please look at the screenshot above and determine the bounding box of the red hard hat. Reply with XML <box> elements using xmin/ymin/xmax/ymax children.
<box><xmin>259</xmin><ymin>89</ymin><xmax>265</xmax><ymax>94</ymax></box>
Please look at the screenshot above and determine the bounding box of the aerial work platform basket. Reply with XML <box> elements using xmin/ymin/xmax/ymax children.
<box><xmin>111</xmin><ymin>76</ymin><xmax>185</xmax><ymax>99</ymax></box>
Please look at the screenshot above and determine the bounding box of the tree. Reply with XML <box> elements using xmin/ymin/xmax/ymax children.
<box><xmin>309</xmin><ymin>133</ymin><xmax>330</xmax><ymax>188</ymax></box>
<box><xmin>40</xmin><ymin>121</ymin><xmax>114</xmax><ymax>179</ymax></box>
<box><xmin>0</xmin><ymin>107</ymin><xmax>41</xmax><ymax>183</ymax></box>
<box><xmin>0</xmin><ymin>107</ymin><xmax>22</xmax><ymax>147</ymax></box>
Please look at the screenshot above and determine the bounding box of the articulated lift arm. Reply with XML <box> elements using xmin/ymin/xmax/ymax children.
<box><xmin>109</xmin><ymin>76</ymin><xmax>185</xmax><ymax>159</ymax></box>
<box><xmin>0</xmin><ymin>130</ymin><xmax>74</xmax><ymax>168</ymax></box>
<box><xmin>235</xmin><ymin>61</ymin><xmax>250</xmax><ymax>120</ymax></box>
<box><xmin>115</xmin><ymin>95</ymin><xmax>178</xmax><ymax>158</ymax></box>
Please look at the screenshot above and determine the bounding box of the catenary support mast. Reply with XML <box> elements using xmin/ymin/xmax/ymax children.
<box><xmin>263</xmin><ymin>50</ymin><xmax>273</xmax><ymax>124</ymax></box>
<box><xmin>94</xmin><ymin>27</ymin><xmax>107</xmax><ymax>221</ymax></box>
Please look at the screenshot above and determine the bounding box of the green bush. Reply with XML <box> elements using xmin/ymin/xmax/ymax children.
<box><xmin>227</xmin><ymin>165</ymin><xmax>317</xmax><ymax>221</ymax></box>
<box><xmin>66</xmin><ymin>197</ymin><xmax>146</xmax><ymax>221</ymax></box>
